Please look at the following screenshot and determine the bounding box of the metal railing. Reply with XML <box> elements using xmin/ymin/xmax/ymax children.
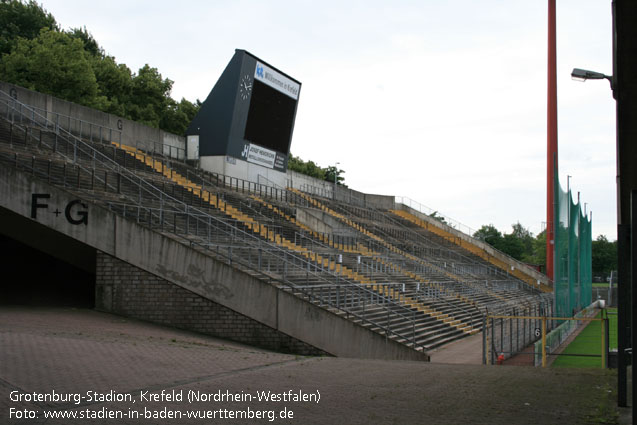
<box><xmin>395</xmin><ymin>196</ymin><xmax>477</xmax><ymax>236</ymax></box>
<box><xmin>395</xmin><ymin>195</ymin><xmax>548</xmax><ymax>289</ymax></box>
<box><xmin>0</xmin><ymin>89</ymin><xmax>432</xmax><ymax>353</ymax></box>
<box><xmin>139</xmin><ymin>139</ymin><xmax>186</xmax><ymax>162</ymax></box>
<box><xmin>368</xmin><ymin>203</ymin><xmax>540</xmax><ymax>293</ymax></box>
<box><xmin>1</xmin><ymin>96</ymin><xmax>122</xmax><ymax>146</ymax></box>
<box><xmin>294</xmin><ymin>189</ymin><xmax>537</xmax><ymax>296</ymax></box>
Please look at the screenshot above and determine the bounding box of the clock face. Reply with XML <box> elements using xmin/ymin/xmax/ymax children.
<box><xmin>239</xmin><ymin>74</ymin><xmax>252</xmax><ymax>100</ymax></box>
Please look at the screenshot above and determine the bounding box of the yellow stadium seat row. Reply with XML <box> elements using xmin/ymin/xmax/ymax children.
<box><xmin>113</xmin><ymin>143</ymin><xmax>476</xmax><ymax>333</ymax></box>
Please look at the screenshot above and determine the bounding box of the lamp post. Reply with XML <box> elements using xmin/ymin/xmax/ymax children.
<box><xmin>572</xmin><ymin>2</ymin><xmax>637</xmax><ymax>411</ymax></box>
<box><xmin>333</xmin><ymin>162</ymin><xmax>340</xmax><ymax>200</ymax></box>
<box><xmin>572</xmin><ymin>64</ymin><xmax>629</xmax><ymax>407</ymax></box>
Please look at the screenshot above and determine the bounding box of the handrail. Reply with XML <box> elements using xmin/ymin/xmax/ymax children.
<box><xmin>291</xmin><ymin>188</ymin><xmax>537</xmax><ymax>304</ymax></box>
<box><xmin>395</xmin><ymin>196</ymin><xmax>547</xmax><ymax>289</ymax></box>
<box><xmin>319</xmin><ymin>191</ymin><xmax>538</xmax><ymax>292</ymax></box>
<box><xmin>0</xmin><ymin>91</ymin><xmax>429</xmax><ymax>352</ymax></box>
<box><xmin>395</xmin><ymin>196</ymin><xmax>477</xmax><ymax>237</ymax></box>
<box><xmin>1</xmin><ymin>95</ymin><xmax>122</xmax><ymax>146</ymax></box>
<box><xmin>1</xmin><ymin>92</ymin><xmax>189</xmax><ymax>163</ymax></box>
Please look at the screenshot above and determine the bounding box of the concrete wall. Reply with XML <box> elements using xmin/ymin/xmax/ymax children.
<box><xmin>96</xmin><ymin>252</ymin><xmax>327</xmax><ymax>355</ymax></box>
<box><xmin>296</xmin><ymin>207</ymin><xmax>357</xmax><ymax>237</ymax></box>
<box><xmin>200</xmin><ymin>155</ymin><xmax>289</xmax><ymax>188</ymax></box>
<box><xmin>287</xmin><ymin>170</ymin><xmax>395</xmax><ymax>210</ymax></box>
<box><xmin>287</xmin><ymin>170</ymin><xmax>334</xmax><ymax>198</ymax></box>
<box><xmin>1</xmin><ymin>81</ymin><xmax>185</xmax><ymax>159</ymax></box>
<box><xmin>0</xmin><ymin>165</ymin><xmax>427</xmax><ymax>361</ymax></box>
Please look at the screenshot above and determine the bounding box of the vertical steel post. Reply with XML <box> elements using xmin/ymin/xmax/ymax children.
<box><xmin>541</xmin><ymin>316</ymin><xmax>547</xmax><ymax>367</ymax></box>
<box><xmin>546</xmin><ymin>0</ymin><xmax>558</xmax><ymax>281</ymax></box>
<box><xmin>482</xmin><ymin>316</ymin><xmax>487</xmax><ymax>365</ymax></box>
<box><xmin>601</xmin><ymin>317</ymin><xmax>607</xmax><ymax>369</ymax></box>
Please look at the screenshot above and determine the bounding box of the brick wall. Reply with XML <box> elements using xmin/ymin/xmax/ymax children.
<box><xmin>95</xmin><ymin>251</ymin><xmax>328</xmax><ymax>356</ymax></box>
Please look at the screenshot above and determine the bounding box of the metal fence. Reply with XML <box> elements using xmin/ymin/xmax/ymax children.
<box><xmin>0</xmin><ymin>89</ymin><xmax>435</xmax><ymax>353</ymax></box>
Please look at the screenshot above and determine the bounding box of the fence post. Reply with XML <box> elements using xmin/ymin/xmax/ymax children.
<box><xmin>490</xmin><ymin>317</ymin><xmax>495</xmax><ymax>365</ymax></box>
<box><xmin>482</xmin><ymin>316</ymin><xmax>487</xmax><ymax>365</ymax></box>
<box><xmin>541</xmin><ymin>316</ymin><xmax>547</xmax><ymax>367</ymax></box>
<box><xmin>602</xmin><ymin>317</ymin><xmax>608</xmax><ymax>368</ymax></box>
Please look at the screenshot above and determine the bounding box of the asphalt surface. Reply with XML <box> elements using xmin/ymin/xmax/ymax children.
<box><xmin>0</xmin><ymin>307</ymin><xmax>624</xmax><ymax>425</ymax></box>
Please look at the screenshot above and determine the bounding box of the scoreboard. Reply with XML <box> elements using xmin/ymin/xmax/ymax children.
<box><xmin>186</xmin><ymin>50</ymin><xmax>301</xmax><ymax>172</ymax></box>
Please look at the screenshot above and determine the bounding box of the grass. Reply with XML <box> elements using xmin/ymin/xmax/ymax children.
<box><xmin>551</xmin><ymin>308</ymin><xmax>617</xmax><ymax>368</ymax></box>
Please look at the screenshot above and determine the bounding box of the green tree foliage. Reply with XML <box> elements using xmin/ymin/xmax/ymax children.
<box><xmin>67</xmin><ymin>26</ymin><xmax>101</xmax><ymax>57</ymax></box>
<box><xmin>0</xmin><ymin>29</ymin><xmax>102</xmax><ymax>106</ymax></box>
<box><xmin>473</xmin><ymin>224</ymin><xmax>503</xmax><ymax>248</ymax></box>
<box><xmin>160</xmin><ymin>97</ymin><xmax>202</xmax><ymax>136</ymax></box>
<box><xmin>428</xmin><ymin>211</ymin><xmax>447</xmax><ymax>225</ymax></box>
<box><xmin>474</xmin><ymin>223</ymin><xmax>541</xmax><ymax>264</ymax></box>
<box><xmin>529</xmin><ymin>230</ymin><xmax>546</xmax><ymax>267</ymax></box>
<box><xmin>475</xmin><ymin>222</ymin><xmax>613</xmax><ymax>279</ymax></box>
<box><xmin>287</xmin><ymin>155</ymin><xmax>349</xmax><ymax>185</ymax></box>
<box><xmin>127</xmin><ymin>64</ymin><xmax>173</xmax><ymax>128</ymax></box>
<box><xmin>287</xmin><ymin>154</ymin><xmax>326</xmax><ymax>180</ymax></box>
<box><xmin>591</xmin><ymin>235</ymin><xmax>617</xmax><ymax>281</ymax></box>
<box><xmin>0</xmin><ymin>0</ymin><xmax>57</xmax><ymax>56</ymax></box>
<box><xmin>0</xmin><ymin>0</ymin><xmax>200</xmax><ymax>135</ymax></box>
<box><xmin>324</xmin><ymin>165</ymin><xmax>345</xmax><ymax>186</ymax></box>
<box><xmin>90</xmin><ymin>55</ymin><xmax>133</xmax><ymax>117</ymax></box>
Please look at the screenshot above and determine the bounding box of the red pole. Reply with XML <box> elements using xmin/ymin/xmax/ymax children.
<box><xmin>547</xmin><ymin>0</ymin><xmax>558</xmax><ymax>281</ymax></box>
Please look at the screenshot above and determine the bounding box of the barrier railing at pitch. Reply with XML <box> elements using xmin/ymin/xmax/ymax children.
<box><xmin>483</xmin><ymin>312</ymin><xmax>609</xmax><ymax>368</ymax></box>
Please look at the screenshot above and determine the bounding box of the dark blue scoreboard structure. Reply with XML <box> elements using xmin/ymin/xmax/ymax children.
<box><xmin>186</xmin><ymin>50</ymin><xmax>301</xmax><ymax>173</ymax></box>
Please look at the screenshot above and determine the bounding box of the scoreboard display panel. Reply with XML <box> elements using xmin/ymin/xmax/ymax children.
<box><xmin>244</xmin><ymin>79</ymin><xmax>297</xmax><ymax>154</ymax></box>
<box><xmin>185</xmin><ymin>50</ymin><xmax>301</xmax><ymax>172</ymax></box>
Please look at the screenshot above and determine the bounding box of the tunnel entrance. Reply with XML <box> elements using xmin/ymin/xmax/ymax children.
<box><xmin>0</xmin><ymin>233</ymin><xmax>96</xmax><ymax>307</ymax></box>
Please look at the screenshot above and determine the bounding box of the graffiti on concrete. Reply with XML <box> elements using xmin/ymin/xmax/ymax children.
<box><xmin>156</xmin><ymin>262</ymin><xmax>234</xmax><ymax>300</ymax></box>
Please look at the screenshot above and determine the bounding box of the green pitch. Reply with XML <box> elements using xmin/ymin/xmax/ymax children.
<box><xmin>551</xmin><ymin>309</ymin><xmax>617</xmax><ymax>368</ymax></box>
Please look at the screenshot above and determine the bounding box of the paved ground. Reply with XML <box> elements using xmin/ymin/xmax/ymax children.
<box><xmin>428</xmin><ymin>332</ymin><xmax>483</xmax><ymax>364</ymax></box>
<box><xmin>0</xmin><ymin>307</ymin><xmax>626</xmax><ymax>425</ymax></box>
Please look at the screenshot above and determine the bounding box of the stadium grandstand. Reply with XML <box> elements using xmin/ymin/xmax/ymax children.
<box><xmin>0</xmin><ymin>74</ymin><xmax>554</xmax><ymax>360</ymax></box>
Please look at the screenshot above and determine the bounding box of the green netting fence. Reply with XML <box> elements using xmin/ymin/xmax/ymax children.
<box><xmin>554</xmin><ymin>176</ymin><xmax>593</xmax><ymax>317</ymax></box>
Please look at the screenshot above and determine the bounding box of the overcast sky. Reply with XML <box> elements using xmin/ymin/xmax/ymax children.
<box><xmin>41</xmin><ymin>0</ymin><xmax>617</xmax><ymax>240</ymax></box>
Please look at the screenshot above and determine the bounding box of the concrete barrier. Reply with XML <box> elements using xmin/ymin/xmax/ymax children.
<box><xmin>0</xmin><ymin>81</ymin><xmax>186</xmax><ymax>159</ymax></box>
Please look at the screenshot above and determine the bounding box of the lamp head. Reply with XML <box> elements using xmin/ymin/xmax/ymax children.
<box><xmin>571</xmin><ymin>68</ymin><xmax>608</xmax><ymax>81</ymax></box>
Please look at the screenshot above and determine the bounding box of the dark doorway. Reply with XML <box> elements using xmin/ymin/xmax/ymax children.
<box><xmin>0</xmin><ymin>234</ymin><xmax>95</xmax><ymax>307</ymax></box>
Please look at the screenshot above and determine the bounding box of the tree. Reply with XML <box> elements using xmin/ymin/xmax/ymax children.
<box><xmin>160</xmin><ymin>97</ymin><xmax>201</xmax><ymax>135</ymax></box>
<box><xmin>287</xmin><ymin>154</ymin><xmax>326</xmax><ymax>180</ymax></box>
<box><xmin>510</xmin><ymin>222</ymin><xmax>535</xmax><ymax>263</ymax></box>
<box><xmin>67</xmin><ymin>26</ymin><xmax>101</xmax><ymax>57</ymax></box>
<box><xmin>473</xmin><ymin>225</ymin><xmax>503</xmax><ymax>249</ymax></box>
<box><xmin>500</xmin><ymin>233</ymin><xmax>526</xmax><ymax>261</ymax></box>
<box><xmin>428</xmin><ymin>211</ymin><xmax>447</xmax><ymax>225</ymax></box>
<box><xmin>90</xmin><ymin>54</ymin><xmax>133</xmax><ymax>117</ymax></box>
<box><xmin>324</xmin><ymin>165</ymin><xmax>345</xmax><ymax>186</ymax></box>
<box><xmin>474</xmin><ymin>222</ymin><xmax>539</xmax><ymax>263</ymax></box>
<box><xmin>0</xmin><ymin>0</ymin><xmax>57</xmax><ymax>56</ymax></box>
<box><xmin>528</xmin><ymin>230</ymin><xmax>547</xmax><ymax>268</ymax></box>
<box><xmin>127</xmin><ymin>64</ymin><xmax>173</xmax><ymax>128</ymax></box>
<box><xmin>0</xmin><ymin>1</ymin><xmax>206</xmax><ymax>135</ymax></box>
<box><xmin>592</xmin><ymin>235</ymin><xmax>617</xmax><ymax>282</ymax></box>
<box><xmin>0</xmin><ymin>28</ymin><xmax>102</xmax><ymax>107</ymax></box>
